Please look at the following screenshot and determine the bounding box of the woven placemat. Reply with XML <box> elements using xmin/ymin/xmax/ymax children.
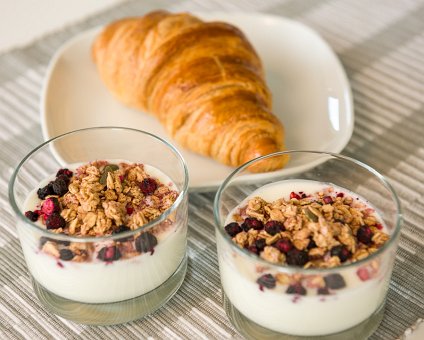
<box><xmin>1</xmin><ymin>0</ymin><xmax>423</xmax><ymax>339</ymax></box>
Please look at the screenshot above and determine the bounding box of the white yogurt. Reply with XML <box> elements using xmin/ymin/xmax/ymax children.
<box><xmin>218</xmin><ymin>179</ymin><xmax>390</xmax><ymax>336</ymax></box>
<box><xmin>19</xmin><ymin>162</ymin><xmax>187</xmax><ymax>303</ymax></box>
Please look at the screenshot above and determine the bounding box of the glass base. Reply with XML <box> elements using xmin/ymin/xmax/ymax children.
<box><xmin>32</xmin><ymin>255</ymin><xmax>187</xmax><ymax>325</ymax></box>
<box><xmin>223</xmin><ymin>292</ymin><xmax>385</xmax><ymax>340</ymax></box>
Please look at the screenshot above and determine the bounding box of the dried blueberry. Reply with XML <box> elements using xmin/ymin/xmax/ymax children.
<box><xmin>37</xmin><ymin>182</ymin><xmax>55</xmax><ymax>199</ymax></box>
<box><xmin>274</xmin><ymin>238</ymin><xmax>293</xmax><ymax>253</ymax></box>
<box><xmin>286</xmin><ymin>249</ymin><xmax>309</xmax><ymax>266</ymax></box>
<box><xmin>241</xmin><ymin>217</ymin><xmax>263</xmax><ymax>231</ymax></box>
<box><xmin>97</xmin><ymin>246</ymin><xmax>121</xmax><ymax>262</ymax></box>
<box><xmin>25</xmin><ymin>210</ymin><xmax>39</xmax><ymax>222</ymax></box>
<box><xmin>324</xmin><ymin>273</ymin><xmax>346</xmax><ymax>289</ymax></box>
<box><xmin>286</xmin><ymin>283</ymin><xmax>306</xmax><ymax>295</ymax></box>
<box><xmin>247</xmin><ymin>245</ymin><xmax>259</xmax><ymax>255</ymax></box>
<box><xmin>357</xmin><ymin>226</ymin><xmax>373</xmax><ymax>244</ymax></box>
<box><xmin>135</xmin><ymin>233</ymin><xmax>158</xmax><ymax>252</ymax></box>
<box><xmin>56</xmin><ymin>168</ymin><xmax>73</xmax><ymax>178</ymax></box>
<box><xmin>330</xmin><ymin>245</ymin><xmax>351</xmax><ymax>262</ymax></box>
<box><xmin>45</xmin><ymin>213</ymin><xmax>66</xmax><ymax>229</ymax></box>
<box><xmin>59</xmin><ymin>249</ymin><xmax>74</xmax><ymax>261</ymax></box>
<box><xmin>317</xmin><ymin>287</ymin><xmax>330</xmax><ymax>295</ymax></box>
<box><xmin>139</xmin><ymin>178</ymin><xmax>157</xmax><ymax>196</ymax></box>
<box><xmin>113</xmin><ymin>225</ymin><xmax>132</xmax><ymax>241</ymax></box>
<box><xmin>52</xmin><ymin>178</ymin><xmax>68</xmax><ymax>196</ymax></box>
<box><xmin>224</xmin><ymin>222</ymin><xmax>242</xmax><ymax>237</ymax></box>
<box><xmin>255</xmin><ymin>238</ymin><xmax>267</xmax><ymax>251</ymax></box>
<box><xmin>256</xmin><ymin>274</ymin><xmax>276</xmax><ymax>289</ymax></box>
<box><xmin>264</xmin><ymin>220</ymin><xmax>284</xmax><ymax>235</ymax></box>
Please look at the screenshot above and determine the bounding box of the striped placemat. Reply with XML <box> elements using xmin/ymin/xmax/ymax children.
<box><xmin>1</xmin><ymin>0</ymin><xmax>423</xmax><ymax>339</ymax></box>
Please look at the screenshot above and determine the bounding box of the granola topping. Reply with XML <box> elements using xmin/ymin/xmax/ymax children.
<box><xmin>25</xmin><ymin>161</ymin><xmax>179</xmax><ymax>263</ymax></box>
<box><xmin>225</xmin><ymin>185</ymin><xmax>390</xmax><ymax>269</ymax></box>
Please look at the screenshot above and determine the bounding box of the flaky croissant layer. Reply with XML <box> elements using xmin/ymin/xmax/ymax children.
<box><xmin>92</xmin><ymin>10</ymin><xmax>289</xmax><ymax>172</ymax></box>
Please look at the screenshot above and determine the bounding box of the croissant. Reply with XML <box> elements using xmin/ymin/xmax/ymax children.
<box><xmin>92</xmin><ymin>10</ymin><xmax>288</xmax><ymax>172</ymax></box>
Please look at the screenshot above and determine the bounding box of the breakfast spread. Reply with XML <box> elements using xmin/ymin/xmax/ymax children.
<box><xmin>21</xmin><ymin>161</ymin><xmax>187</xmax><ymax>303</ymax></box>
<box><xmin>218</xmin><ymin>179</ymin><xmax>392</xmax><ymax>335</ymax></box>
<box><xmin>91</xmin><ymin>11</ymin><xmax>289</xmax><ymax>172</ymax></box>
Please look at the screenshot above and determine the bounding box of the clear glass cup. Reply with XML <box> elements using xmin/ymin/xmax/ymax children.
<box><xmin>9</xmin><ymin>127</ymin><xmax>189</xmax><ymax>325</ymax></box>
<box><xmin>214</xmin><ymin>151</ymin><xmax>401</xmax><ymax>339</ymax></box>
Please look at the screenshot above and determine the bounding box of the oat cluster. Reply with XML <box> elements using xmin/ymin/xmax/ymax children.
<box><xmin>228</xmin><ymin>187</ymin><xmax>390</xmax><ymax>268</ymax></box>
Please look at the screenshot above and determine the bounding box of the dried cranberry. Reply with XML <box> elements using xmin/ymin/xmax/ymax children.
<box><xmin>286</xmin><ymin>283</ymin><xmax>306</xmax><ymax>295</ymax></box>
<box><xmin>336</xmin><ymin>192</ymin><xmax>344</xmax><ymax>198</ymax></box>
<box><xmin>56</xmin><ymin>168</ymin><xmax>73</xmax><ymax>178</ymax></box>
<box><xmin>41</xmin><ymin>197</ymin><xmax>61</xmax><ymax>216</ymax></box>
<box><xmin>286</xmin><ymin>249</ymin><xmax>309</xmax><ymax>266</ymax></box>
<box><xmin>357</xmin><ymin>225</ymin><xmax>373</xmax><ymax>244</ymax></box>
<box><xmin>52</xmin><ymin>178</ymin><xmax>68</xmax><ymax>196</ymax></box>
<box><xmin>56</xmin><ymin>174</ymin><xmax>71</xmax><ymax>185</ymax></box>
<box><xmin>255</xmin><ymin>238</ymin><xmax>266</xmax><ymax>251</ymax></box>
<box><xmin>375</xmin><ymin>223</ymin><xmax>383</xmax><ymax>230</ymax></box>
<box><xmin>323</xmin><ymin>196</ymin><xmax>333</xmax><ymax>204</ymax></box>
<box><xmin>290</xmin><ymin>192</ymin><xmax>301</xmax><ymax>200</ymax></box>
<box><xmin>324</xmin><ymin>274</ymin><xmax>346</xmax><ymax>289</ymax></box>
<box><xmin>274</xmin><ymin>238</ymin><xmax>293</xmax><ymax>253</ymax></box>
<box><xmin>45</xmin><ymin>213</ymin><xmax>66</xmax><ymax>229</ymax></box>
<box><xmin>97</xmin><ymin>246</ymin><xmax>121</xmax><ymax>262</ymax></box>
<box><xmin>139</xmin><ymin>178</ymin><xmax>157</xmax><ymax>195</ymax></box>
<box><xmin>135</xmin><ymin>233</ymin><xmax>158</xmax><ymax>252</ymax></box>
<box><xmin>241</xmin><ymin>217</ymin><xmax>263</xmax><ymax>231</ymax></box>
<box><xmin>330</xmin><ymin>245</ymin><xmax>351</xmax><ymax>262</ymax></box>
<box><xmin>256</xmin><ymin>274</ymin><xmax>276</xmax><ymax>289</ymax></box>
<box><xmin>25</xmin><ymin>210</ymin><xmax>39</xmax><ymax>222</ymax></box>
<box><xmin>224</xmin><ymin>222</ymin><xmax>242</xmax><ymax>237</ymax></box>
<box><xmin>264</xmin><ymin>220</ymin><xmax>284</xmax><ymax>235</ymax></box>
<box><xmin>126</xmin><ymin>205</ymin><xmax>134</xmax><ymax>215</ymax></box>
<box><xmin>37</xmin><ymin>182</ymin><xmax>55</xmax><ymax>199</ymax></box>
<box><xmin>59</xmin><ymin>249</ymin><xmax>74</xmax><ymax>261</ymax></box>
<box><xmin>317</xmin><ymin>287</ymin><xmax>330</xmax><ymax>295</ymax></box>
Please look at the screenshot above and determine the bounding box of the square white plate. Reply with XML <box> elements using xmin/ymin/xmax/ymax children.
<box><xmin>41</xmin><ymin>12</ymin><xmax>353</xmax><ymax>191</ymax></box>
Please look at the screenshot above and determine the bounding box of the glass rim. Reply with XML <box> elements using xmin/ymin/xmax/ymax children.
<box><xmin>8</xmin><ymin>126</ymin><xmax>189</xmax><ymax>243</ymax></box>
<box><xmin>213</xmin><ymin>150</ymin><xmax>402</xmax><ymax>274</ymax></box>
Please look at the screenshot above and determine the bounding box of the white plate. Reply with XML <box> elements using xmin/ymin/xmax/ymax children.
<box><xmin>41</xmin><ymin>12</ymin><xmax>353</xmax><ymax>191</ymax></box>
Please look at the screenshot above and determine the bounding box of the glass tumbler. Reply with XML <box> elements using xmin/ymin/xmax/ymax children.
<box><xmin>9</xmin><ymin>127</ymin><xmax>189</xmax><ymax>325</ymax></box>
<box><xmin>214</xmin><ymin>151</ymin><xmax>401</xmax><ymax>339</ymax></box>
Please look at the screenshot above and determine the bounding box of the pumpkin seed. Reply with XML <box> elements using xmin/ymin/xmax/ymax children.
<box><xmin>100</xmin><ymin>164</ymin><xmax>119</xmax><ymax>185</ymax></box>
<box><xmin>304</xmin><ymin>207</ymin><xmax>319</xmax><ymax>222</ymax></box>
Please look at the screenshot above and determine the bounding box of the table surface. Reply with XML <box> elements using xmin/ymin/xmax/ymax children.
<box><xmin>1</xmin><ymin>0</ymin><xmax>423</xmax><ymax>339</ymax></box>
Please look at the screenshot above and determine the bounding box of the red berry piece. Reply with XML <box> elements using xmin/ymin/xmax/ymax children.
<box><xmin>290</xmin><ymin>192</ymin><xmax>301</xmax><ymax>200</ymax></box>
<box><xmin>264</xmin><ymin>220</ymin><xmax>284</xmax><ymax>235</ymax></box>
<box><xmin>224</xmin><ymin>222</ymin><xmax>242</xmax><ymax>237</ymax></box>
<box><xmin>41</xmin><ymin>197</ymin><xmax>61</xmax><ymax>216</ymax></box>
<box><xmin>139</xmin><ymin>178</ymin><xmax>157</xmax><ymax>195</ymax></box>
<box><xmin>45</xmin><ymin>213</ymin><xmax>66</xmax><ymax>229</ymax></box>
<box><xmin>357</xmin><ymin>267</ymin><xmax>370</xmax><ymax>281</ymax></box>
<box><xmin>256</xmin><ymin>274</ymin><xmax>276</xmax><ymax>289</ymax></box>
<box><xmin>286</xmin><ymin>283</ymin><xmax>307</xmax><ymax>295</ymax></box>
<box><xmin>59</xmin><ymin>249</ymin><xmax>74</xmax><ymax>261</ymax></box>
<box><xmin>56</xmin><ymin>168</ymin><xmax>73</xmax><ymax>178</ymax></box>
<box><xmin>324</xmin><ymin>274</ymin><xmax>346</xmax><ymax>289</ymax></box>
<box><xmin>25</xmin><ymin>210</ymin><xmax>39</xmax><ymax>222</ymax></box>
<box><xmin>336</xmin><ymin>192</ymin><xmax>344</xmax><ymax>198</ymax></box>
<box><xmin>323</xmin><ymin>196</ymin><xmax>333</xmax><ymax>204</ymax></box>
<box><xmin>274</xmin><ymin>238</ymin><xmax>293</xmax><ymax>253</ymax></box>
<box><xmin>126</xmin><ymin>205</ymin><xmax>134</xmax><ymax>215</ymax></box>
<box><xmin>135</xmin><ymin>232</ymin><xmax>158</xmax><ymax>253</ymax></box>
<box><xmin>241</xmin><ymin>217</ymin><xmax>263</xmax><ymax>231</ymax></box>
<box><xmin>286</xmin><ymin>249</ymin><xmax>309</xmax><ymax>266</ymax></box>
<box><xmin>375</xmin><ymin>223</ymin><xmax>383</xmax><ymax>230</ymax></box>
<box><xmin>330</xmin><ymin>245</ymin><xmax>351</xmax><ymax>262</ymax></box>
<box><xmin>97</xmin><ymin>245</ymin><xmax>121</xmax><ymax>262</ymax></box>
<box><xmin>357</xmin><ymin>226</ymin><xmax>373</xmax><ymax>244</ymax></box>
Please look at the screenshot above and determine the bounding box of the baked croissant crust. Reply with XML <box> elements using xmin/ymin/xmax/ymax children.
<box><xmin>92</xmin><ymin>11</ymin><xmax>288</xmax><ymax>172</ymax></box>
